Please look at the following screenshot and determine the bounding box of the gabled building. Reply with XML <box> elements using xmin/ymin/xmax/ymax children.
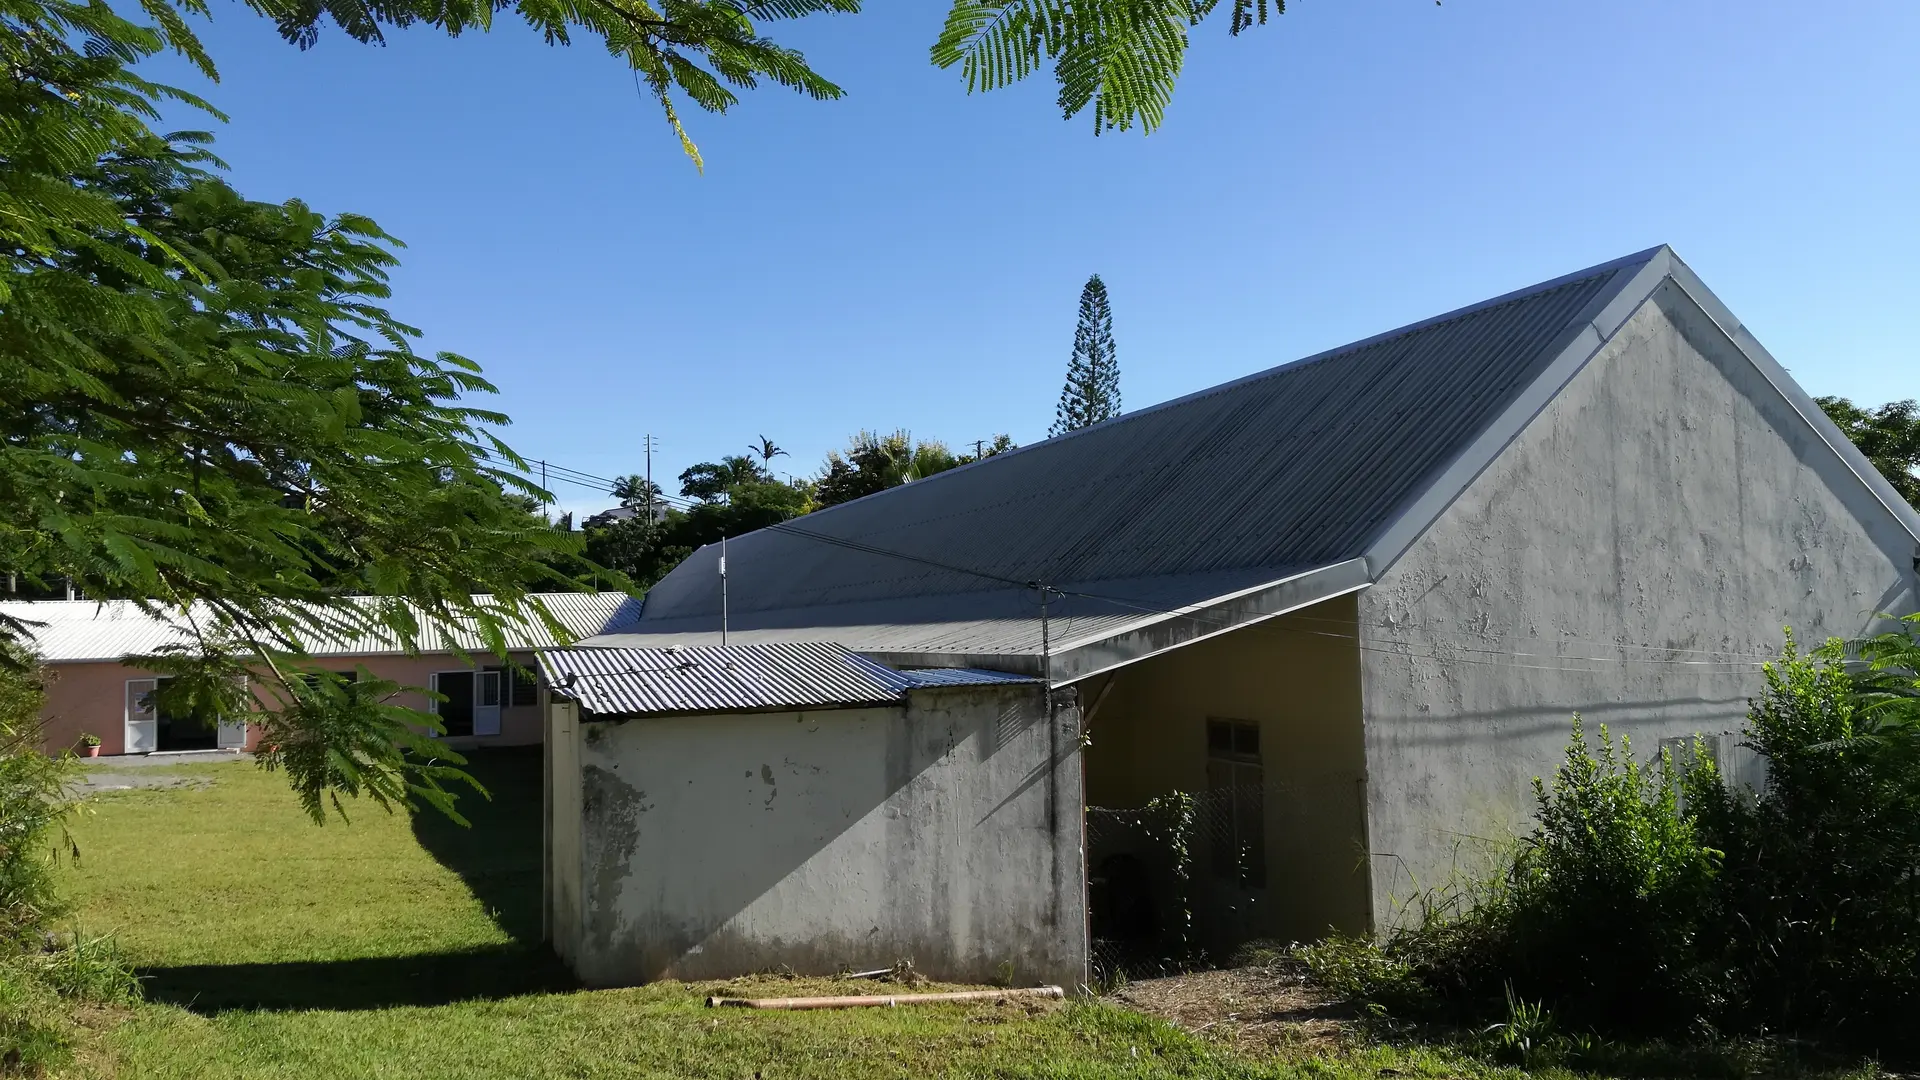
<box><xmin>561</xmin><ymin>246</ymin><xmax>1919</xmax><ymax>983</ymax></box>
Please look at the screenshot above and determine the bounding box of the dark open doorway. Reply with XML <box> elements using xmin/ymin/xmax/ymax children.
<box><xmin>436</xmin><ymin>671</ymin><xmax>475</xmax><ymax>737</ymax></box>
<box><xmin>152</xmin><ymin>676</ymin><xmax>217</xmax><ymax>751</ymax></box>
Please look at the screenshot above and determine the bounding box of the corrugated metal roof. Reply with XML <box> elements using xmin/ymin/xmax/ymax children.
<box><xmin>586</xmin><ymin>567</ymin><xmax>1286</xmax><ymax>660</ymax></box>
<box><xmin>539</xmin><ymin>643</ymin><xmax>1040</xmax><ymax>717</ymax></box>
<box><xmin>1</xmin><ymin>593</ymin><xmax>642</xmax><ymax>663</ymax></box>
<box><xmin>895</xmin><ymin>668</ymin><xmax>1042</xmax><ymax>688</ymax></box>
<box><xmin>540</xmin><ymin>643</ymin><xmax>904</xmax><ymax>717</ymax></box>
<box><xmin>596</xmin><ymin>249</ymin><xmax>1662</xmax><ymax>660</ymax></box>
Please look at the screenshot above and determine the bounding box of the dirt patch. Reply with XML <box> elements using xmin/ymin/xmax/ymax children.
<box><xmin>74</xmin><ymin>772</ymin><xmax>218</xmax><ymax>795</ymax></box>
<box><xmin>1110</xmin><ymin>962</ymin><xmax>1354</xmax><ymax>1055</ymax></box>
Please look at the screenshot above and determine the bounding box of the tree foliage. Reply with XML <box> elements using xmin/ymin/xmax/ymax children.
<box><xmin>0</xmin><ymin>0</ymin><xmax>599</xmax><ymax>819</ymax></box>
<box><xmin>187</xmin><ymin>0</ymin><xmax>1279</xmax><ymax>169</ymax></box>
<box><xmin>584</xmin><ymin>447</ymin><xmax>807</xmax><ymax>586</ymax></box>
<box><xmin>1051</xmin><ymin>274</ymin><xmax>1120</xmax><ymax>436</ymax></box>
<box><xmin>584</xmin><ymin>428</ymin><xmax>1013</xmax><ymax>582</ymax></box>
<box><xmin>813</xmin><ymin>429</ymin><xmax>1011</xmax><ymax>508</ymax></box>
<box><xmin>679</xmin><ymin>455</ymin><xmax>770</xmax><ymax>503</ymax></box>
<box><xmin>1817</xmin><ymin>396</ymin><xmax>1920</xmax><ymax>509</ymax></box>
<box><xmin>930</xmin><ymin>0</ymin><xmax>1286</xmax><ymax>134</ymax></box>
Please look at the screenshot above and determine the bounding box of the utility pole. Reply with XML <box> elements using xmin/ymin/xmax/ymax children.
<box><xmin>719</xmin><ymin>533</ymin><xmax>729</xmax><ymax>647</ymax></box>
<box><xmin>973</xmin><ymin>439</ymin><xmax>985</xmax><ymax>460</ymax></box>
<box><xmin>540</xmin><ymin>459</ymin><xmax>548</xmax><ymax>522</ymax></box>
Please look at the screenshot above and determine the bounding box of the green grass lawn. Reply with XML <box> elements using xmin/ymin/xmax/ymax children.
<box><xmin>51</xmin><ymin>750</ymin><xmax>1830</xmax><ymax>1079</ymax></box>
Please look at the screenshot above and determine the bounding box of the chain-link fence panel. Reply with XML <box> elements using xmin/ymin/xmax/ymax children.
<box><xmin>1086</xmin><ymin>784</ymin><xmax>1274</xmax><ymax>983</ymax></box>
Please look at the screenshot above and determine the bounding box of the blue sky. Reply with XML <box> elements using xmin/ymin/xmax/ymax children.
<box><xmin>151</xmin><ymin>1</ymin><xmax>1918</xmax><ymax>513</ymax></box>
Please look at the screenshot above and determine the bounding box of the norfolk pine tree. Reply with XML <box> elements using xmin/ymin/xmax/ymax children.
<box><xmin>1051</xmin><ymin>274</ymin><xmax>1121</xmax><ymax>436</ymax></box>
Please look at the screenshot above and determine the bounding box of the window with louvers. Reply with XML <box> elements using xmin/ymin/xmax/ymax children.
<box><xmin>1205</xmin><ymin>719</ymin><xmax>1267</xmax><ymax>888</ymax></box>
<box><xmin>492</xmin><ymin>666</ymin><xmax>538</xmax><ymax>707</ymax></box>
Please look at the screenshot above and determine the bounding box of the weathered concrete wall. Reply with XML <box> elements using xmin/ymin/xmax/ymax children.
<box><xmin>555</xmin><ymin>684</ymin><xmax>1087</xmax><ymax>989</ymax></box>
<box><xmin>38</xmin><ymin>650</ymin><xmax>546</xmax><ymax>756</ymax></box>
<box><xmin>545</xmin><ymin>697</ymin><xmax>584</xmax><ymax>966</ymax></box>
<box><xmin>1080</xmin><ymin>595</ymin><xmax>1370</xmax><ymax>945</ymax></box>
<box><xmin>1360</xmin><ymin>283</ymin><xmax>1920</xmax><ymax>925</ymax></box>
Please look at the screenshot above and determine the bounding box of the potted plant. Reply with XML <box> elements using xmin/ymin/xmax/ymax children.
<box><xmin>79</xmin><ymin>733</ymin><xmax>102</xmax><ymax>758</ymax></box>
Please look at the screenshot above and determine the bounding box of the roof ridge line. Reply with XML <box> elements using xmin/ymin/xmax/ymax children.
<box><xmin>742</xmin><ymin>246</ymin><xmax>1670</xmax><ymax>530</ymax></box>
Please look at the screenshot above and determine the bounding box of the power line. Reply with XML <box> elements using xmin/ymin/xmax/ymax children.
<box><xmin>1050</xmin><ymin>585</ymin><xmax>1768</xmax><ymax>674</ymax></box>
<box><xmin>485</xmin><ymin>450</ymin><xmax>1776</xmax><ymax>675</ymax></box>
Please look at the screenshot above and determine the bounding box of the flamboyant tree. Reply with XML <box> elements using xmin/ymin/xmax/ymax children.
<box><xmin>0</xmin><ymin>0</ymin><xmax>600</xmax><ymax>819</ymax></box>
<box><xmin>2</xmin><ymin>0</ymin><xmax>1294</xmax><ymax>820</ymax></box>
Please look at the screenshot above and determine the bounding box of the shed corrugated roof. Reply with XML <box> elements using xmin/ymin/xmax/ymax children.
<box><xmin>592</xmin><ymin>249</ymin><xmax>1666</xmax><ymax>662</ymax></box>
<box><xmin>538</xmin><ymin>643</ymin><xmax>1035</xmax><ymax>718</ymax></box>
<box><xmin>895</xmin><ymin>667</ymin><xmax>1042</xmax><ymax>688</ymax></box>
<box><xmin>1</xmin><ymin>593</ymin><xmax>642</xmax><ymax>663</ymax></box>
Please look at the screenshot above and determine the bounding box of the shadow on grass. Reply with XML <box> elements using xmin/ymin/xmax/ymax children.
<box><xmin>409</xmin><ymin>745</ymin><xmax>548</xmax><ymax>945</ymax></box>
<box><xmin>142</xmin><ymin>945</ymin><xmax>577</xmax><ymax>1012</ymax></box>
<box><xmin>144</xmin><ymin>747</ymin><xmax>579</xmax><ymax>1013</ymax></box>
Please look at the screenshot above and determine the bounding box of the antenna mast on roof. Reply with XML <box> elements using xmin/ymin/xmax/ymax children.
<box><xmin>719</xmin><ymin>533</ymin><xmax>729</xmax><ymax>647</ymax></box>
<box><xmin>645</xmin><ymin>434</ymin><xmax>658</xmax><ymax>525</ymax></box>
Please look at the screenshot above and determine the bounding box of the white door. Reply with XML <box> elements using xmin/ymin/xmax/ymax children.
<box><xmin>426</xmin><ymin>671</ymin><xmax>445</xmax><ymax>738</ymax></box>
<box><xmin>217</xmin><ymin>676</ymin><xmax>248</xmax><ymax>750</ymax></box>
<box><xmin>473</xmin><ymin>670</ymin><xmax>503</xmax><ymax>737</ymax></box>
<box><xmin>125</xmin><ymin>679</ymin><xmax>158</xmax><ymax>754</ymax></box>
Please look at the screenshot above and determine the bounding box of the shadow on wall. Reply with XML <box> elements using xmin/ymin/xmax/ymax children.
<box><xmin>141</xmin><ymin>747</ymin><xmax>577</xmax><ymax>1014</ymax></box>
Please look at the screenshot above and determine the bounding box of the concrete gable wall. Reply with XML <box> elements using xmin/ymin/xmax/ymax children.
<box><xmin>1358</xmin><ymin>281</ymin><xmax>1918</xmax><ymax>925</ymax></box>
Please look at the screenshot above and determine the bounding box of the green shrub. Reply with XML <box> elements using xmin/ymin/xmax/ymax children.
<box><xmin>1689</xmin><ymin>626</ymin><xmax>1920</xmax><ymax>1055</ymax></box>
<box><xmin>0</xmin><ymin>642</ymin><xmax>140</xmax><ymax>1070</ymax></box>
<box><xmin>1301</xmin><ymin>623</ymin><xmax>1920</xmax><ymax>1059</ymax></box>
<box><xmin>1494</xmin><ymin>717</ymin><xmax>1723</xmax><ymax>1030</ymax></box>
<box><xmin>0</xmin><ymin>648</ymin><xmax>72</xmax><ymax>950</ymax></box>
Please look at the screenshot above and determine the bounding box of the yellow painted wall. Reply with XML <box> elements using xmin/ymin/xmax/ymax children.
<box><xmin>1079</xmin><ymin>593</ymin><xmax>1370</xmax><ymax>943</ymax></box>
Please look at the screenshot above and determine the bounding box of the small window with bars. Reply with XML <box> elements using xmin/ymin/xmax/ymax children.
<box><xmin>1205</xmin><ymin>719</ymin><xmax>1267</xmax><ymax>888</ymax></box>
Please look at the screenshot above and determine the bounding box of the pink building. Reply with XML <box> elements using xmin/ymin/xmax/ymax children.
<box><xmin>2</xmin><ymin>594</ymin><xmax>639</xmax><ymax>756</ymax></box>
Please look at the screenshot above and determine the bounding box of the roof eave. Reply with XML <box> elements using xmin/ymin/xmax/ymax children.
<box><xmin>1360</xmin><ymin>247</ymin><xmax>1680</xmax><ymax>580</ymax></box>
<box><xmin>1661</xmin><ymin>257</ymin><xmax>1920</xmax><ymax>545</ymax></box>
<box><xmin>1357</xmin><ymin>245</ymin><xmax>1920</xmax><ymax>591</ymax></box>
<box><xmin>1050</xmin><ymin>558</ymin><xmax>1372</xmax><ymax>685</ymax></box>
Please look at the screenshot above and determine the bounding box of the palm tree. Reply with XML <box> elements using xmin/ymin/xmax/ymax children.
<box><xmin>750</xmin><ymin>436</ymin><xmax>788</xmax><ymax>470</ymax></box>
<box><xmin>610</xmin><ymin>474</ymin><xmax>662</xmax><ymax>510</ymax></box>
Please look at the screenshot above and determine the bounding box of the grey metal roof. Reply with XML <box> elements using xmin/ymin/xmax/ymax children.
<box><xmin>599</xmin><ymin>249</ymin><xmax>1663</xmax><ymax>658</ymax></box>
<box><xmin>589</xmin><ymin>246</ymin><xmax>1915</xmax><ymax>680</ymax></box>
<box><xmin>2</xmin><ymin>592</ymin><xmax>643</xmax><ymax>663</ymax></box>
<box><xmin>538</xmin><ymin>643</ymin><xmax>1034</xmax><ymax>718</ymax></box>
